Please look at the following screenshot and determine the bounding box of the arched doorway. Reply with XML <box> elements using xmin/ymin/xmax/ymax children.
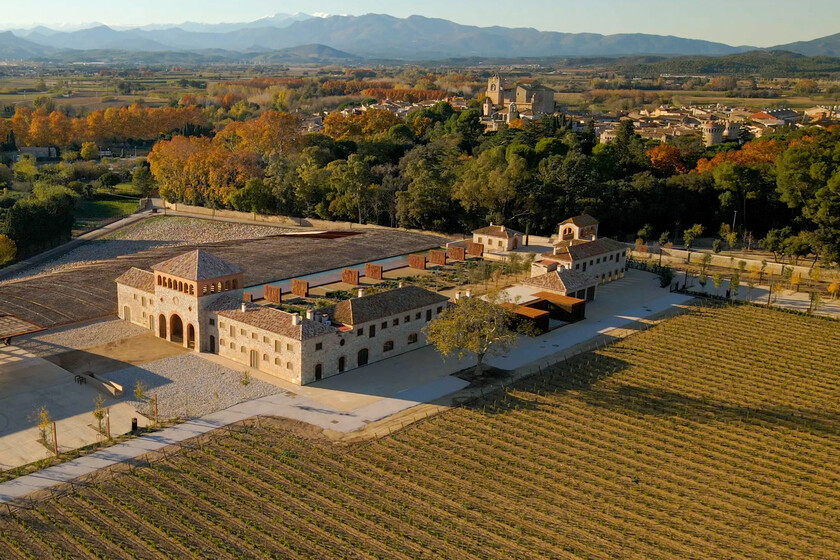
<box><xmin>187</xmin><ymin>324</ymin><xmax>195</xmax><ymax>350</ymax></box>
<box><xmin>158</xmin><ymin>314</ymin><xmax>167</xmax><ymax>339</ymax></box>
<box><xmin>357</xmin><ymin>348</ymin><xmax>369</xmax><ymax>367</ymax></box>
<box><xmin>123</xmin><ymin>306</ymin><xmax>131</xmax><ymax>322</ymax></box>
<box><xmin>170</xmin><ymin>315</ymin><xmax>184</xmax><ymax>344</ymax></box>
<box><xmin>209</xmin><ymin>335</ymin><xmax>216</xmax><ymax>353</ymax></box>
<box><xmin>315</xmin><ymin>363</ymin><xmax>322</xmax><ymax>381</ymax></box>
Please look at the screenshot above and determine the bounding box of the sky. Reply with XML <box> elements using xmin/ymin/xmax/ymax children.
<box><xmin>2</xmin><ymin>0</ymin><xmax>838</xmax><ymax>47</ymax></box>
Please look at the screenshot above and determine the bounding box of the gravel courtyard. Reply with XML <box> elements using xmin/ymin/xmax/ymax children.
<box><xmin>103</xmin><ymin>353</ymin><xmax>287</xmax><ymax>420</ymax></box>
<box><xmin>16</xmin><ymin>319</ymin><xmax>148</xmax><ymax>357</ymax></box>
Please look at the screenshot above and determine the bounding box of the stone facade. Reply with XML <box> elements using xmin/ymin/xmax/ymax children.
<box><xmin>472</xmin><ymin>224</ymin><xmax>525</xmax><ymax>252</ymax></box>
<box><xmin>116</xmin><ymin>250</ymin><xmax>451</xmax><ymax>386</ymax></box>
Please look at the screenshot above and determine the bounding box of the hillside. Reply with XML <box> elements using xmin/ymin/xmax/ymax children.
<box><xmin>611</xmin><ymin>49</ymin><xmax>840</xmax><ymax>77</ymax></box>
<box><xmin>0</xmin><ymin>31</ymin><xmax>52</xmax><ymax>59</ymax></box>
<box><xmin>774</xmin><ymin>32</ymin><xmax>840</xmax><ymax>57</ymax></box>
<box><xmin>12</xmin><ymin>13</ymin><xmax>751</xmax><ymax>59</ymax></box>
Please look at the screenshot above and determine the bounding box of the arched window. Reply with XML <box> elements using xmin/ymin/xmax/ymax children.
<box><xmin>232</xmin><ymin>279</ymin><xmax>238</xmax><ymax>289</ymax></box>
<box><xmin>202</xmin><ymin>285</ymin><xmax>208</xmax><ymax>295</ymax></box>
<box><xmin>263</xmin><ymin>353</ymin><xmax>268</xmax><ymax>362</ymax></box>
<box><xmin>217</xmin><ymin>282</ymin><xmax>223</xmax><ymax>293</ymax></box>
<box><xmin>189</xmin><ymin>285</ymin><xmax>194</xmax><ymax>295</ymax></box>
<box><xmin>178</xmin><ymin>281</ymin><xmax>183</xmax><ymax>292</ymax></box>
<box><xmin>383</xmin><ymin>340</ymin><xmax>394</xmax><ymax>352</ymax></box>
<box><xmin>210</xmin><ymin>283</ymin><xmax>215</xmax><ymax>293</ymax></box>
<box><xmin>224</xmin><ymin>281</ymin><xmax>230</xmax><ymax>291</ymax></box>
<box><xmin>408</xmin><ymin>333</ymin><xmax>418</xmax><ymax>344</ymax></box>
<box><xmin>157</xmin><ymin>275</ymin><xmax>161</xmax><ymax>285</ymax></box>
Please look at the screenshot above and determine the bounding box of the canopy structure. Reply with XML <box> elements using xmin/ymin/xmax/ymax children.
<box><xmin>0</xmin><ymin>314</ymin><xmax>43</xmax><ymax>341</ymax></box>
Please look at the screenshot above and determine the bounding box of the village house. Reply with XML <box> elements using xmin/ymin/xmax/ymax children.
<box><xmin>116</xmin><ymin>250</ymin><xmax>450</xmax><ymax>385</ymax></box>
<box><xmin>538</xmin><ymin>214</ymin><xmax>628</xmax><ymax>286</ymax></box>
<box><xmin>472</xmin><ymin>223</ymin><xmax>525</xmax><ymax>252</ymax></box>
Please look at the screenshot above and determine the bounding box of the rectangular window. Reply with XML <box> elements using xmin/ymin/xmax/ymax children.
<box><xmin>219</xmin><ymin>322</ymin><xmax>225</xmax><ymax>329</ymax></box>
<box><xmin>596</xmin><ymin>258</ymin><xmax>600</xmax><ymax>264</ymax></box>
<box><xmin>263</xmin><ymin>335</ymin><xmax>268</xmax><ymax>343</ymax></box>
<box><xmin>426</xmin><ymin>309</ymin><xmax>432</xmax><ymax>322</ymax></box>
<box><xmin>240</xmin><ymin>328</ymin><xmax>245</xmax><ymax>336</ymax></box>
<box><xmin>315</xmin><ymin>342</ymin><xmax>323</xmax><ymax>351</ymax></box>
<box><xmin>275</xmin><ymin>340</ymin><xmax>281</xmax><ymax>353</ymax></box>
<box><xmin>405</xmin><ymin>315</ymin><xmax>410</xmax><ymax>323</ymax></box>
<box><xmin>209</xmin><ymin>318</ymin><xmax>215</xmax><ymax>326</ymax></box>
<box><xmin>369</xmin><ymin>324</ymin><xmax>376</xmax><ymax>338</ymax></box>
<box><xmin>286</xmin><ymin>362</ymin><xmax>292</xmax><ymax>370</ymax></box>
<box><xmin>286</xmin><ymin>343</ymin><xmax>292</xmax><ymax>351</ymax></box>
<box><xmin>230</xmin><ymin>326</ymin><xmax>235</xmax><ymax>337</ymax></box>
<box><xmin>251</xmin><ymin>332</ymin><xmax>257</xmax><ymax>340</ymax></box>
<box><xmin>357</xmin><ymin>328</ymin><xmax>363</xmax><ymax>337</ymax></box>
<box><xmin>415</xmin><ymin>312</ymin><xmax>421</xmax><ymax>320</ymax></box>
<box><xmin>393</xmin><ymin>318</ymin><xmax>399</xmax><ymax>326</ymax></box>
<box><xmin>230</xmin><ymin>342</ymin><xmax>235</xmax><ymax>349</ymax></box>
<box><xmin>436</xmin><ymin>306</ymin><xmax>443</xmax><ymax>314</ymax></box>
<box><xmin>575</xmin><ymin>264</ymin><xmax>580</xmax><ymax>270</ymax></box>
<box><xmin>381</xmin><ymin>321</ymin><xmax>387</xmax><ymax>330</ymax></box>
<box><xmin>609</xmin><ymin>254</ymin><xmax>614</xmax><ymax>261</ymax></box>
<box><xmin>141</xmin><ymin>297</ymin><xmax>146</xmax><ymax>306</ymax></box>
<box><xmin>133</xmin><ymin>294</ymin><xmax>137</xmax><ymax>300</ymax></box>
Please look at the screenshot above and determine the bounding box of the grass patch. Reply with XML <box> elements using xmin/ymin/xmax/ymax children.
<box><xmin>74</xmin><ymin>198</ymin><xmax>139</xmax><ymax>231</ymax></box>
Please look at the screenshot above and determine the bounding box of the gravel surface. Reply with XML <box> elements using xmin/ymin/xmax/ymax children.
<box><xmin>16</xmin><ymin>319</ymin><xmax>148</xmax><ymax>356</ymax></box>
<box><xmin>3</xmin><ymin>217</ymin><xmax>290</xmax><ymax>283</ymax></box>
<box><xmin>104</xmin><ymin>353</ymin><xmax>286</xmax><ymax>420</ymax></box>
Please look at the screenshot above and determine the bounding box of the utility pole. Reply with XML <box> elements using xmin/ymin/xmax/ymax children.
<box><xmin>52</xmin><ymin>422</ymin><xmax>58</xmax><ymax>456</ymax></box>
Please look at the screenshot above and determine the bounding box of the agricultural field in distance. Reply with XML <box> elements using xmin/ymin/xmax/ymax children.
<box><xmin>1</xmin><ymin>303</ymin><xmax>839</xmax><ymax>559</ymax></box>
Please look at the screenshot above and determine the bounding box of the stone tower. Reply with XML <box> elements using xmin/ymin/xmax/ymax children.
<box><xmin>701</xmin><ymin>120</ymin><xmax>726</xmax><ymax>147</ymax></box>
<box><xmin>482</xmin><ymin>96</ymin><xmax>493</xmax><ymax>117</ymax></box>
<box><xmin>487</xmin><ymin>73</ymin><xmax>504</xmax><ymax>105</ymax></box>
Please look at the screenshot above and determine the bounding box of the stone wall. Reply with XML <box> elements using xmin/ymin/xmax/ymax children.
<box><xmin>429</xmin><ymin>250</ymin><xmax>447</xmax><ymax>266</ymax></box>
<box><xmin>264</xmin><ymin>284</ymin><xmax>282</xmax><ymax>303</ymax></box>
<box><xmin>216</xmin><ymin>317</ymin><xmax>302</xmax><ymax>384</ymax></box>
<box><xmin>447</xmin><ymin>245</ymin><xmax>466</xmax><ymax>261</ymax></box>
<box><xmin>291</xmin><ymin>279</ymin><xmax>309</xmax><ymax>297</ymax></box>
<box><xmin>409</xmin><ymin>254</ymin><xmax>427</xmax><ymax>270</ymax></box>
<box><xmin>466</xmin><ymin>241</ymin><xmax>484</xmax><ymax>256</ymax></box>
<box><xmin>341</xmin><ymin>268</ymin><xmax>360</xmax><ymax>285</ymax></box>
<box><xmin>365</xmin><ymin>263</ymin><xmax>383</xmax><ymax>280</ymax></box>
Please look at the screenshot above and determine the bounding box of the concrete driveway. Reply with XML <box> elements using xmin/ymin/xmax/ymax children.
<box><xmin>0</xmin><ymin>346</ymin><xmax>145</xmax><ymax>471</ymax></box>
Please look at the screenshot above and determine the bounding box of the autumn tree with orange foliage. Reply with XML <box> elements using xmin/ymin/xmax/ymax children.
<box><xmin>214</xmin><ymin>111</ymin><xmax>302</xmax><ymax>158</ymax></box>
<box><xmin>647</xmin><ymin>144</ymin><xmax>687</xmax><ymax>175</ymax></box>
<box><xmin>694</xmin><ymin>139</ymin><xmax>782</xmax><ymax>174</ymax></box>
<box><xmin>323</xmin><ymin>109</ymin><xmax>401</xmax><ymax>141</ymax></box>
<box><xmin>2</xmin><ymin>104</ymin><xmax>207</xmax><ymax>147</ymax></box>
<box><xmin>148</xmin><ymin>136</ymin><xmax>262</xmax><ymax>207</ymax></box>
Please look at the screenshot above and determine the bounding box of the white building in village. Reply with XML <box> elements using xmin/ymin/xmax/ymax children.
<box><xmin>116</xmin><ymin>250</ymin><xmax>450</xmax><ymax>386</ymax></box>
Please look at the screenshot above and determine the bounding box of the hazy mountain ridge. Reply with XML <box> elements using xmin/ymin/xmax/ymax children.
<box><xmin>0</xmin><ymin>13</ymin><xmax>837</xmax><ymax>62</ymax></box>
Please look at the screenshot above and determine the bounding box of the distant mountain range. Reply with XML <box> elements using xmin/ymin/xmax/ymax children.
<box><xmin>0</xmin><ymin>13</ymin><xmax>838</xmax><ymax>63</ymax></box>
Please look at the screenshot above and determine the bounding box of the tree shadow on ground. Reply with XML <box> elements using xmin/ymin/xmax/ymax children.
<box><xmin>580</xmin><ymin>384</ymin><xmax>840</xmax><ymax>438</ymax></box>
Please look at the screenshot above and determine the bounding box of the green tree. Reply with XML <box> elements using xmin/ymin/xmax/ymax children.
<box><xmin>132</xmin><ymin>164</ymin><xmax>156</xmax><ymax>196</ymax></box>
<box><xmin>327</xmin><ymin>154</ymin><xmax>373</xmax><ymax>224</ymax></box>
<box><xmin>424</xmin><ymin>292</ymin><xmax>518</xmax><ymax>376</ymax></box>
<box><xmin>80</xmin><ymin>142</ymin><xmax>99</xmax><ymax>160</ymax></box>
<box><xmin>682</xmin><ymin>224</ymin><xmax>704</xmax><ymax>251</ymax></box>
<box><xmin>13</xmin><ymin>154</ymin><xmax>37</xmax><ymax>182</ymax></box>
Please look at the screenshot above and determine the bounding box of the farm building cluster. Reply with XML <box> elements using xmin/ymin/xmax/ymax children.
<box><xmin>116</xmin><ymin>214</ymin><xmax>629</xmax><ymax>385</ymax></box>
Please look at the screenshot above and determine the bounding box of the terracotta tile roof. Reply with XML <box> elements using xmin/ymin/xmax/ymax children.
<box><xmin>210</xmin><ymin>295</ymin><xmax>336</xmax><ymax>340</ymax></box>
<box><xmin>559</xmin><ymin>214</ymin><xmax>599</xmax><ymax>227</ymax></box>
<box><xmin>553</xmin><ymin>237</ymin><xmax>628</xmax><ymax>261</ymax></box>
<box><xmin>472</xmin><ymin>224</ymin><xmax>523</xmax><ymax>239</ymax></box>
<box><xmin>322</xmin><ymin>285</ymin><xmax>450</xmax><ymax>326</ymax></box>
<box><xmin>115</xmin><ymin>267</ymin><xmax>155</xmax><ymax>293</ymax></box>
<box><xmin>151</xmin><ymin>250</ymin><xmax>243</xmax><ymax>281</ymax></box>
<box><xmin>522</xmin><ymin>268</ymin><xmax>596</xmax><ymax>294</ymax></box>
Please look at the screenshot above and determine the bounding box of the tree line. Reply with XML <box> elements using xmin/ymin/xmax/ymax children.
<box><xmin>139</xmin><ymin>101</ymin><xmax>839</xmax><ymax>266</ymax></box>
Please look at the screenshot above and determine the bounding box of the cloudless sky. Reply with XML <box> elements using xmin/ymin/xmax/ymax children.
<box><xmin>4</xmin><ymin>0</ymin><xmax>838</xmax><ymax>47</ymax></box>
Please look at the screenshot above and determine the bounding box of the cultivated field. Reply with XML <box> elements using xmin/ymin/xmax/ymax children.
<box><xmin>2</xmin><ymin>303</ymin><xmax>839</xmax><ymax>559</ymax></box>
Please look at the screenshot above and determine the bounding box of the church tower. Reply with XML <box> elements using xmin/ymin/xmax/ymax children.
<box><xmin>487</xmin><ymin>73</ymin><xmax>504</xmax><ymax>105</ymax></box>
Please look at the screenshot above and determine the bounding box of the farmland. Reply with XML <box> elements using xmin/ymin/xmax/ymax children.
<box><xmin>1</xmin><ymin>303</ymin><xmax>839</xmax><ymax>559</ymax></box>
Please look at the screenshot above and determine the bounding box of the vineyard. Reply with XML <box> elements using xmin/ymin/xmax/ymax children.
<box><xmin>2</xmin><ymin>303</ymin><xmax>839</xmax><ymax>559</ymax></box>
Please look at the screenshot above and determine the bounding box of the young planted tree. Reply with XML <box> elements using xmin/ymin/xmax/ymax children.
<box><xmin>658</xmin><ymin>231</ymin><xmax>670</xmax><ymax>267</ymax></box>
<box><xmin>682</xmin><ymin>224</ymin><xmax>704</xmax><ymax>252</ymax></box>
<box><xmin>92</xmin><ymin>395</ymin><xmax>106</xmax><ymax>438</ymax></box>
<box><xmin>424</xmin><ymin>293</ymin><xmax>518</xmax><ymax>376</ymax></box>
<box><xmin>713</xmin><ymin>273</ymin><xmax>724</xmax><ymax>296</ymax></box>
<box><xmin>730</xmin><ymin>272</ymin><xmax>741</xmax><ymax>300</ymax></box>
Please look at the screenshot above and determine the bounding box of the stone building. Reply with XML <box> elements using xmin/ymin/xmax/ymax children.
<box><xmin>472</xmin><ymin>223</ymin><xmax>525</xmax><ymax>252</ymax></box>
<box><xmin>521</xmin><ymin>267</ymin><xmax>599</xmax><ymax>301</ymax></box>
<box><xmin>484</xmin><ymin>73</ymin><xmax>555</xmax><ymax>116</ymax></box>
<box><xmin>116</xmin><ymin>250</ymin><xmax>451</xmax><ymax>385</ymax></box>
<box><xmin>537</xmin><ymin>215</ymin><xmax>629</xmax><ymax>288</ymax></box>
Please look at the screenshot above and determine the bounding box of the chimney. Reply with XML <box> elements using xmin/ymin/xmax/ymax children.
<box><xmin>455</xmin><ymin>290</ymin><xmax>461</xmax><ymax>300</ymax></box>
<box><xmin>306</xmin><ymin>309</ymin><xmax>314</xmax><ymax>320</ymax></box>
<box><xmin>357</xmin><ymin>288</ymin><xmax>365</xmax><ymax>298</ymax></box>
<box><xmin>240</xmin><ymin>302</ymin><xmax>247</xmax><ymax>312</ymax></box>
<box><xmin>398</xmin><ymin>282</ymin><xmax>404</xmax><ymax>288</ymax></box>
<box><xmin>489</xmin><ymin>221</ymin><xmax>494</xmax><ymax>226</ymax></box>
<box><xmin>465</xmin><ymin>290</ymin><xmax>472</xmax><ymax>298</ymax></box>
<box><xmin>291</xmin><ymin>313</ymin><xmax>301</xmax><ymax>326</ymax></box>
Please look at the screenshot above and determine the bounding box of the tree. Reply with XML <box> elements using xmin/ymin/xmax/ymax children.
<box><xmin>760</xmin><ymin>228</ymin><xmax>790</xmax><ymax>263</ymax></box>
<box><xmin>658</xmin><ymin>231</ymin><xmax>670</xmax><ymax>267</ymax></box>
<box><xmin>719</xmin><ymin>223</ymin><xmax>738</xmax><ymax>249</ymax></box>
<box><xmin>80</xmin><ymin>141</ymin><xmax>99</xmax><ymax>160</ymax></box>
<box><xmin>0</xmin><ymin>235</ymin><xmax>16</xmax><ymax>265</ymax></box>
<box><xmin>424</xmin><ymin>292</ymin><xmax>518</xmax><ymax>376</ymax></box>
<box><xmin>132</xmin><ymin>164</ymin><xmax>156</xmax><ymax>196</ymax></box>
<box><xmin>13</xmin><ymin>154</ymin><xmax>37</xmax><ymax>183</ymax></box>
<box><xmin>92</xmin><ymin>395</ymin><xmax>106</xmax><ymax>438</ymax></box>
<box><xmin>682</xmin><ymin>224</ymin><xmax>704</xmax><ymax>251</ymax></box>
<box><xmin>712</xmin><ymin>272</ymin><xmax>724</xmax><ymax>296</ymax></box>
